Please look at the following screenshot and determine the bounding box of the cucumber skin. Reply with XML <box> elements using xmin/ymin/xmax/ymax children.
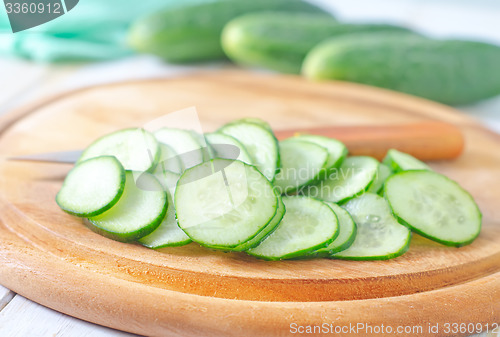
<box><xmin>383</xmin><ymin>170</ymin><xmax>482</xmax><ymax>247</ymax></box>
<box><xmin>331</xmin><ymin>193</ymin><xmax>412</xmax><ymax>261</ymax></box>
<box><xmin>310</xmin><ymin>227</ymin><xmax>357</xmax><ymax>258</ymax></box>
<box><xmin>367</xmin><ymin>164</ymin><xmax>393</xmax><ymax>194</ymax></box>
<box><xmin>327</xmin><ymin>147</ymin><xmax>348</xmax><ymax>173</ymax></box>
<box><xmin>218</xmin><ymin>121</ymin><xmax>281</xmax><ymax>182</ymax></box>
<box><xmin>78</xmin><ymin>128</ymin><xmax>161</xmax><ymax>173</ymax></box>
<box><xmin>305</xmin><ymin>204</ymin><xmax>357</xmax><ymax>259</ymax></box>
<box><xmin>128</xmin><ymin>0</ymin><xmax>328</xmax><ymax>63</ymax></box>
<box><xmin>222</xmin><ymin>12</ymin><xmax>337</xmax><ymax>73</ymax></box>
<box><xmin>391</xmin><ymin>213</ymin><xmax>477</xmax><ymax>248</ymax></box>
<box><xmin>252</xmin><ymin>233</ymin><xmax>338</xmax><ymax>261</ymax></box>
<box><xmin>326</xmin><ymin>204</ymin><xmax>357</xmax><ymax>256</ymax></box>
<box><xmin>85</xmin><ymin>201</ymin><xmax>167</xmax><ymax>243</ymax></box>
<box><xmin>288</xmin><ymin>135</ymin><xmax>347</xmax><ymax>173</ymax></box>
<box><xmin>274</xmin><ymin>139</ymin><xmax>330</xmax><ymax>195</ymax></box>
<box><xmin>175</xmin><ymin>159</ymin><xmax>280</xmax><ymax>250</ymax></box>
<box><xmin>326</xmin><ymin>224</ymin><xmax>357</xmax><ymax>256</ymax></box>
<box><xmin>231</xmin><ymin>194</ymin><xmax>285</xmax><ymax>252</ymax></box>
<box><xmin>86</xmin><ymin>172</ymin><xmax>168</xmax><ymax>243</ymax></box>
<box><xmin>332</xmin><ymin>234</ymin><xmax>411</xmax><ymax>261</ymax></box>
<box><xmin>303</xmin><ymin>156</ymin><xmax>379</xmax><ymax>205</ymax></box>
<box><xmin>56</xmin><ymin>156</ymin><xmax>126</xmax><ymax>218</ymax></box>
<box><xmin>382</xmin><ymin>149</ymin><xmax>431</xmax><ymax>173</ymax></box>
<box><xmin>248</xmin><ymin>197</ymin><xmax>339</xmax><ymax>261</ymax></box>
<box><xmin>303</xmin><ymin>38</ymin><xmax>500</xmax><ymax>105</ymax></box>
<box><xmin>223</xmin><ymin>13</ymin><xmax>412</xmax><ymax>74</ymax></box>
<box><xmin>141</xmin><ymin>237</ymin><xmax>191</xmax><ymax>250</ymax></box>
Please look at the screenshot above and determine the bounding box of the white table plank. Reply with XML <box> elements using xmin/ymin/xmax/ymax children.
<box><xmin>0</xmin><ymin>2</ymin><xmax>499</xmax><ymax>335</ymax></box>
<box><xmin>0</xmin><ymin>295</ymin><xmax>139</xmax><ymax>337</ymax></box>
<box><xmin>0</xmin><ymin>285</ymin><xmax>14</xmax><ymax>311</ymax></box>
<box><xmin>0</xmin><ymin>58</ymin><xmax>48</xmax><ymax>115</ymax></box>
<box><xmin>0</xmin><ymin>58</ymin><xmax>82</xmax><ymax>116</ymax></box>
<box><xmin>459</xmin><ymin>96</ymin><xmax>500</xmax><ymax>134</ymax></box>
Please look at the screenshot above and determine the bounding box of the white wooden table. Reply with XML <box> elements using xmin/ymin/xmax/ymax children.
<box><xmin>1</xmin><ymin>1</ymin><xmax>499</xmax><ymax>336</ymax></box>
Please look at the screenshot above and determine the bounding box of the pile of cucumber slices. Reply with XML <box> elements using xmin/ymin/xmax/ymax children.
<box><xmin>56</xmin><ymin>118</ymin><xmax>482</xmax><ymax>260</ymax></box>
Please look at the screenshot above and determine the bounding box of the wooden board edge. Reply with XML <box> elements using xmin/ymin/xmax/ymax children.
<box><xmin>0</xmin><ymin>228</ymin><xmax>498</xmax><ymax>337</ymax></box>
<box><xmin>0</xmin><ymin>70</ymin><xmax>493</xmax><ymax>137</ymax></box>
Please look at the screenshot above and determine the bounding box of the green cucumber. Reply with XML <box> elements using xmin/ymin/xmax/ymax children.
<box><xmin>303</xmin><ymin>37</ymin><xmax>500</xmax><ymax>105</ymax></box>
<box><xmin>232</xmin><ymin>118</ymin><xmax>273</xmax><ymax>131</ymax></box>
<box><xmin>367</xmin><ymin>163</ymin><xmax>392</xmax><ymax>194</ymax></box>
<box><xmin>154</xmin><ymin>143</ymin><xmax>183</xmax><ymax>175</ymax></box>
<box><xmin>175</xmin><ymin>159</ymin><xmax>278</xmax><ymax>249</ymax></box>
<box><xmin>87</xmin><ymin>171</ymin><xmax>168</xmax><ymax>242</ymax></box>
<box><xmin>154</xmin><ymin>128</ymin><xmax>206</xmax><ymax>170</ymax></box>
<box><xmin>128</xmin><ymin>0</ymin><xmax>328</xmax><ymax>63</ymax></box>
<box><xmin>384</xmin><ymin>170</ymin><xmax>482</xmax><ymax>247</ymax></box>
<box><xmin>139</xmin><ymin>171</ymin><xmax>191</xmax><ymax>248</ymax></box>
<box><xmin>247</xmin><ymin>196</ymin><xmax>338</xmax><ymax>260</ymax></box>
<box><xmin>232</xmin><ymin>193</ymin><xmax>285</xmax><ymax>252</ymax></box>
<box><xmin>222</xmin><ymin>12</ymin><xmax>413</xmax><ymax>73</ymax></box>
<box><xmin>309</xmin><ymin>202</ymin><xmax>357</xmax><ymax>257</ymax></box>
<box><xmin>78</xmin><ymin>128</ymin><xmax>160</xmax><ymax>172</ymax></box>
<box><xmin>56</xmin><ymin>156</ymin><xmax>125</xmax><ymax>217</ymax></box>
<box><xmin>383</xmin><ymin>149</ymin><xmax>431</xmax><ymax>172</ymax></box>
<box><xmin>333</xmin><ymin>193</ymin><xmax>411</xmax><ymax>260</ymax></box>
<box><xmin>303</xmin><ymin>156</ymin><xmax>379</xmax><ymax>203</ymax></box>
<box><xmin>222</xmin><ymin>12</ymin><xmax>336</xmax><ymax>73</ymax></box>
<box><xmin>293</xmin><ymin>134</ymin><xmax>347</xmax><ymax>171</ymax></box>
<box><xmin>205</xmin><ymin>132</ymin><xmax>253</xmax><ymax>164</ymax></box>
<box><xmin>218</xmin><ymin>121</ymin><xmax>279</xmax><ymax>182</ymax></box>
<box><xmin>57</xmin><ymin>117</ymin><xmax>483</xmax><ymax>257</ymax></box>
<box><xmin>274</xmin><ymin>139</ymin><xmax>329</xmax><ymax>194</ymax></box>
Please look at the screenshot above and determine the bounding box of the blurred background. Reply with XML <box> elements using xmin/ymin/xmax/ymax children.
<box><xmin>1</xmin><ymin>0</ymin><xmax>500</xmax><ymax>133</ymax></box>
<box><xmin>0</xmin><ymin>1</ymin><xmax>500</xmax><ymax>335</ymax></box>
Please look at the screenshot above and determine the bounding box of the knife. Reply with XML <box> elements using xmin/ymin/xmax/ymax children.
<box><xmin>8</xmin><ymin>121</ymin><xmax>464</xmax><ymax>164</ymax></box>
<box><xmin>10</xmin><ymin>150</ymin><xmax>84</xmax><ymax>163</ymax></box>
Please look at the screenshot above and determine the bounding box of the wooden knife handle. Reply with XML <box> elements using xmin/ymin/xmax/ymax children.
<box><xmin>274</xmin><ymin>121</ymin><xmax>464</xmax><ymax>161</ymax></box>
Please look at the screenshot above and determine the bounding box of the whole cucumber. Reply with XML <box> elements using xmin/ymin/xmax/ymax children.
<box><xmin>128</xmin><ymin>0</ymin><xmax>329</xmax><ymax>63</ymax></box>
<box><xmin>303</xmin><ymin>37</ymin><xmax>500</xmax><ymax>105</ymax></box>
<box><xmin>222</xmin><ymin>12</ymin><xmax>412</xmax><ymax>74</ymax></box>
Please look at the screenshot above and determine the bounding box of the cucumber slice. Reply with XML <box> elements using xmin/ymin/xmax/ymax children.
<box><xmin>303</xmin><ymin>156</ymin><xmax>379</xmax><ymax>203</ymax></box>
<box><xmin>205</xmin><ymin>132</ymin><xmax>253</xmax><ymax>164</ymax></box>
<box><xmin>384</xmin><ymin>170</ymin><xmax>482</xmax><ymax>247</ymax></box>
<box><xmin>154</xmin><ymin>143</ymin><xmax>183</xmax><ymax>175</ymax></box>
<box><xmin>333</xmin><ymin>193</ymin><xmax>411</xmax><ymax>260</ymax></box>
<box><xmin>190</xmin><ymin>131</ymin><xmax>213</xmax><ymax>162</ymax></box>
<box><xmin>309</xmin><ymin>202</ymin><xmax>357</xmax><ymax>257</ymax></box>
<box><xmin>154</xmin><ymin>128</ymin><xmax>206</xmax><ymax>169</ymax></box>
<box><xmin>155</xmin><ymin>169</ymin><xmax>181</xmax><ymax>192</ymax></box>
<box><xmin>230</xmin><ymin>117</ymin><xmax>273</xmax><ymax>131</ymax></box>
<box><xmin>231</xmin><ymin>193</ymin><xmax>285</xmax><ymax>251</ymax></box>
<box><xmin>175</xmin><ymin>159</ymin><xmax>278</xmax><ymax>249</ymax></box>
<box><xmin>294</xmin><ymin>135</ymin><xmax>347</xmax><ymax>171</ymax></box>
<box><xmin>138</xmin><ymin>205</ymin><xmax>191</xmax><ymax>248</ymax></box>
<box><xmin>139</xmin><ymin>171</ymin><xmax>191</xmax><ymax>248</ymax></box>
<box><xmin>78</xmin><ymin>128</ymin><xmax>160</xmax><ymax>172</ymax></box>
<box><xmin>56</xmin><ymin>156</ymin><xmax>125</xmax><ymax>217</ymax></box>
<box><xmin>87</xmin><ymin>171</ymin><xmax>168</xmax><ymax>242</ymax></box>
<box><xmin>367</xmin><ymin>163</ymin><xmax>392</xmax><ymax>194</ymax></box>
<box><xmin>218</xmin><ymin>122</ymin><xmax>279</xmax><ymax>182</ymax></box>
<box><xmin>247</xmin><ymin>196</ymin><xmax>338</xmax><ymax>260</ymax></box>
<box><xmin>274</xmin><ymin>139</ymin><xmax>329</xmax><ymax>194</ymax></box>
<box><xmin>383</xmin><ymin>149</ymin><xmax>431</xmax><ymax>172</ymax></box>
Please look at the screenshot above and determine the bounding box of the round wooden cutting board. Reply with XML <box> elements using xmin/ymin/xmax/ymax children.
<box><xmin>0</xmin><ymin>71</ymin><xmax>498</xmax><ymax>337</ymax></box>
